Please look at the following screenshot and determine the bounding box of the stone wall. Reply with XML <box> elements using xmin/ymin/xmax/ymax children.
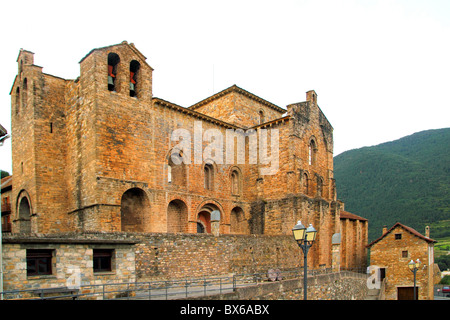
<box><xmin>134</xmin><ymin>233</ymin><xmax>301</xmax><ymax>281</ymax></box>
<box><xmin>186</xmin><ymin>272</ymin><xmax>369</xmax><ymax>300</ymax></box>
<box><xmin>2</xmin><ymin>233</ymin><xmax>137</xmax><ymax>294</ymax></box>
<box><xmin>369</xmin><ymin>224</ymin><xmax>435</xmax><ymax>300</ymax></box>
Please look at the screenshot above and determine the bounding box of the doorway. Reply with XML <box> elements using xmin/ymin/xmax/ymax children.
<box><xmin>397</xmin><ymin>287</ymin><xmax>418</xmax><ymax>300</ymax></box>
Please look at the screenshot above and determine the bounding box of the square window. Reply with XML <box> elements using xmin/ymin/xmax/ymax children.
<box><xmin>26</xmin><ymin>249</ymin><xmax>53</xmax><ymax>276</ymax></box>
<box><xmin>395</xmin><ymin>233</ymin><xmax>402</xmax><ymax>240</ymax></box>
<box><xmin>402</xmin><ymin>251</ymin><xmax>408</xmax><ymax>258</ymax></box>
<box><xmin>93</xmin><ymin>249</ymin><xmax>113</xmax><ymax>273</ymax></box>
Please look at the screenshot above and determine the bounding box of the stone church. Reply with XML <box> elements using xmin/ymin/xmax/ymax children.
<box><xmin>2</xmin><ymin>41</ymin><xmax>368</xmax><ymax>291</ymax></box>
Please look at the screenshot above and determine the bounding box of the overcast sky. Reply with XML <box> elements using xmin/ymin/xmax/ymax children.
<box><xmin>0</xmin><ymin>0</ymin><xmax>449</xmax><ymax>174</ymax></box>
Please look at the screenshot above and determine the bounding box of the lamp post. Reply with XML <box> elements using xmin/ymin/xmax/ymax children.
<box><xmin>408</xmin><ymin>259</ymin><xmax>421</xmax><ymax>300</ymax></box>
<box><xmin>292</xmin><ymin>221</ymin><xmax>317</xmax><ymax>300</ymax></box>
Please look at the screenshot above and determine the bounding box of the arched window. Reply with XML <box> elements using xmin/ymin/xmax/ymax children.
<box><xmin>22</xmin><ymin>78</ymin><xmax>28</xmax><ymax>110</ymax></box>
<box><xmin>130</xmin><ymin>60</ymin><xmax>140</xmax><ymax>97</ymax></box>
<box><xmin>231</xmin><ymin>169</ymin><xmax>241</xmax><ymax>195</ymax></box>
<box><xmin>316</xmin><ymin>176</ymin><xmax>324</xmax><ymax>197</ymax></box>
<box><xmin>120</xmin><ymin>188</ymin><xmax>149</xmax><ymax>232</ymax></box>
<box><xmin>230</xmin><ymin>207</ymin><xmax>248</xmax><ymax>234</ymax></box>
<box><xmin>197</xmin><ymin>212</ymin><xmax>210</xmax><ymax>233</ymax></box>
<box><xmin>168</xmin><ymin>150</ymin><xmax>186</xmax><ymax>186</ymax></box>
<box><xmin>107</xmin><ymin>53</ymin><xmax>120</xmax><ymax>91</ymax></box>
<box><xmin>18</xmin><ymin>194</ymin><xmax>31</xmax><ymax>233</ymax></box>
<box><xmin>309</xmin><ymin>139</ymin><xmax>317</xmax><ymax>165</ymax></box>
<box><xmin>204</xmin><ymin>163</ymin><xmax>214</xmax><ymax>190</ymax></box>
<box><xmin>258</xmin><ymin>110</ymin><xmax>265</xmax><ymax>124</ymax></box>
<box><xmin>15</xmin><ymin>87</ymin><xmax>20</xmax><ymax>115</ymax></box>
<box><xmin>303</xmin><ymin>172</ymin><xmax>309</xmax><ymax>195</ymax></box>
<box><xmin>167</xmin><ymin>199</ymin><xmax>188</xmax><ymax>233</ymax></box>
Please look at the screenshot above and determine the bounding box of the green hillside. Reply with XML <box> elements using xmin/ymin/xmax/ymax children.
<box><xmin>334</xmin><ymin>128</ymin><xmax>450</xmax><ymax>243</ymax></box>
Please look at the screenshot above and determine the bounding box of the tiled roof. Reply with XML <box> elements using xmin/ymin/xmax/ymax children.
<box><xmin>367</xmin><ymin>222</ymin><xmax>437</xmax><ymax>247</ymax></box>
<box><xmin>340</xmin><ymin>211</ymin><xmax>368</xmax><ymax>221</ymax></box>
<box><xmin>1</xmin><ymin>175</ymin><xmax>12</xmax><ymax>191</ymax></box>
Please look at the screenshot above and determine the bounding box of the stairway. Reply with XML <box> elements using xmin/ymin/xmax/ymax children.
<box><xmin>365</xmin><ymin>289</ymin><xmax>380</xmax><ymax>300</ymax></box>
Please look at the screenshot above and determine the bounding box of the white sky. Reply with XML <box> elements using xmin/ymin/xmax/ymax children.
<box><xmin>0</xmin><ymin>0</ymin><xmax>449</xmax><ymax>174</ymax></box>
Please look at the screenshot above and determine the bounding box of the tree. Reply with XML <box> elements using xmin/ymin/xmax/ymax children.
<box><xmin>1</xmin><ymin>170</ymin><xmax>10</xmax><ymax>179</ymax></box>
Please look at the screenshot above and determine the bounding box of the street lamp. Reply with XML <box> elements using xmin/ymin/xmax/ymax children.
<box><xmin>408</xmin><ymin>259</ymin><xmax>421</xmax><ymax>300</ymax></box>
<box><xmin>292</xmin><ymin>221</ymin><xmax>317</xmax><ymax>300</ymax></box>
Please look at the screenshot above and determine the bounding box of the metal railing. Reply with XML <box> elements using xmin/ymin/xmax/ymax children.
<box><xmin>0</xmin><ymin>267</ymin><xmax>351</xmax><ymax>300</ymax></box>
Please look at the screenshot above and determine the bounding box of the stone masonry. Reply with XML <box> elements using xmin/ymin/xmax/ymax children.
<box><xmin>3</xmin><ymin>41</ymin><xmax>369</xmax><ymax>291</ymax></box>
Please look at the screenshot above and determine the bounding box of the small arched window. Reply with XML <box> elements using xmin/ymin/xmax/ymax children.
<box><xmin>303</xmin><ymin>172</ymin><xmax>309</xmax><ymax>195</ymax></box>
<box><xmin>107</xmin><ymin>53</ymin><xmax>120</xmax><ymax>91</ymax></box>
<box><xmin>130</xmin><ymin>60</ymin><xmax>140</xmax><ymax>97</ymax></box>
<box><xmin>258</xmin><ymin>110</ymin><xmax>265</xmax><ymax>124</ymax></box>
<box><xmin>22</xmin><ymin>78</ymin><xmax>28</xmax><ymax>110</ymax></box>
<box><xmin>204</xmin><ymin>163</ymin><xmax>214</xmax><ymax>191</ymax></box>
<box><xmin>231</xmin><ymin>169</ymin><xmax>241</xmax><ymax>195</ymax></box>
<box><xmin>15</xmin><ymin>87</ymin><xmax>20</xmax><ymax>115</ymax></box>
<box><xmin>168</xmin><ymin>150</ymin><xmax>186</xmax><ymax>186</ymax></box>
<box><xmin>309</xmin><ymin>139</ymin><xmax>317</xmax><ymax>165</ymax></box>
<box><xmin>317</xmin><ymin>176</ymin><xmax>323</xmax><ymax>197</ymax></box>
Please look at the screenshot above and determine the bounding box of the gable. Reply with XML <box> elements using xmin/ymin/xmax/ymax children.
<box><xmin>189</xmin><ymin>85</ymin><xmax>286</xmax><ymax>128</ymax></box>
<box><xmin>367</xmin><ymin>222</ymin><xmax>436</xmax><ymax>247</ymax></box>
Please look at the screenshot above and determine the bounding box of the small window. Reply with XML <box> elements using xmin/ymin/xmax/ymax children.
<box><xmin>309</xmin><ymin>139</ymin><xmax>317</xmax><ymax>165</ymax></box>
<box><xmin>93</xmin><ymin>249</ymin><xmax>113</xmax><ymax>273</ymax></box>
<box><xmin>204</xmin><ymin>164</ymin><xmax>214</xmax><ymax>191</ymax></box>
<box><xmin>303</xmin><ymin>172</ymin><xmax>309</xmax><ymax>195</ymax></box>
<box><xmin>395</xmin><ymin>233</ymin><xmax>402</xmax><ymax>240</ymax></box>
<box><xmin>15</xmin><ymin>87</ymin><xmax>20</xmax><ymax>115</ymax></box>
<box><xmin>129</xmin><ymin>60</ymin><xmax>140</xmax><ymax>97</ymax></box>
<box><xmin>22</xmin><ymin>78</ymin><xmax>28</xmax><ymax>109</ymax></box>
<box><xmin>27</xmin><ymin>249</ymin><xmax>53</xmax><ymax>276</ymax></box>
<box><xmin>402</xmin><ymin>250</ymin><xmax>408</xmax><ymax>258</ymax></box>
<box><xmin>231</xmin><ymin>169</ymin><xmax>241</xmax><ymax>195</ymax></box>
<box><xmin>107</xmin><ymin>53</ymin><xmax>120</xmax><ymax>92</ymax></box>
<box><xmin>258</xmin><ymin>110</ymin><xmax>265</xmax><ymax>124</ymax></box>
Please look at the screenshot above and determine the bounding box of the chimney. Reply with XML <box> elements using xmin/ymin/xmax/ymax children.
<box><xmin>425</xmin><ymin>226</ymin><xmax>430</xmax><ymax>238</ymax></box>
<box><xmin>382</xmin><ymin>225</ymin><xmax>387</xmax><ymax>235</ymax></box>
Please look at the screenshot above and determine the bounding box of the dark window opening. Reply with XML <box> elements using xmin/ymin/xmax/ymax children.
<box><xmin>130</xmin><ymin>60</ymin><xmax>140</xmax><ymax>97</ymax></box>
<box><xmin>27</xmin><ymin>249</ymin><xmax>53</xmax><ymax>276</ymax></box>
<box><xmin>15</xmin><ymin>87</ymin><xmax>20</xmax><ymax>115</ymax></box>
<box><xmin>107</xmin><ymin>53</ymin><xmax>120</xmax><ymax>92</ymax></box>
<box><xmin>22</xmin><ymin>78</ymin><xmax>28</xmax><ymax>109</ymax></box>
<box><xmin>395</xmin><ymin>233</ymin><xmax>402</xmax><ymax>240</ymax></box>
<box><xmin>259</xmin><ymin>110</ymin><xmax>265</xmax><ymax>124</ymax></box>
<box><xmin>93</xmin><ymin>249</ymin><xmax>113</xmax><ymax>273</ymax></box>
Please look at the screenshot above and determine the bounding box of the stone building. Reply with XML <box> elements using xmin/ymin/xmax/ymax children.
<box><xmin>367</xmin><ymin>223</ymin><xmax>436</xmax><ymax>300</ymax></box>
<box><xmin>2</xmin><ymin>41</ymin><xmax>368</xmax><ymax>292</ymax></box>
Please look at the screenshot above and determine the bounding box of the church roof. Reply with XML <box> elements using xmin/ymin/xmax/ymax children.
<box><xmin>189</xmin><ymin>84</ymin><xmax>286</xmax><ymax>114</ymax></box>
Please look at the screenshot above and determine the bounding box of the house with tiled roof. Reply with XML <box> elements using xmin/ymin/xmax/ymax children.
<box><xmin>367</xmin><ymin>222</ymin><xmax>437</xmax><ymax>300</ymax></box>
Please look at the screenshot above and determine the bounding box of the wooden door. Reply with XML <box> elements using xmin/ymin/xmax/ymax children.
<box><xmin>398</xmin><ymin>287</ymin><xmax>418</xmax><ymax>300</ymax></box>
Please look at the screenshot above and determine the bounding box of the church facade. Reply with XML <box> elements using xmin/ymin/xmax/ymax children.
<box><xmin>5</xmin><ymin>41</ymin><xmax>368</xmax><ymax>281</ymax></box>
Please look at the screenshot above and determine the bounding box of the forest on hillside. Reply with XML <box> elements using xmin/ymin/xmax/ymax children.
<box><xmin>334</xmin><ymin>128</ymin><xmax>450</xmax><ymax>242</ymax></box>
